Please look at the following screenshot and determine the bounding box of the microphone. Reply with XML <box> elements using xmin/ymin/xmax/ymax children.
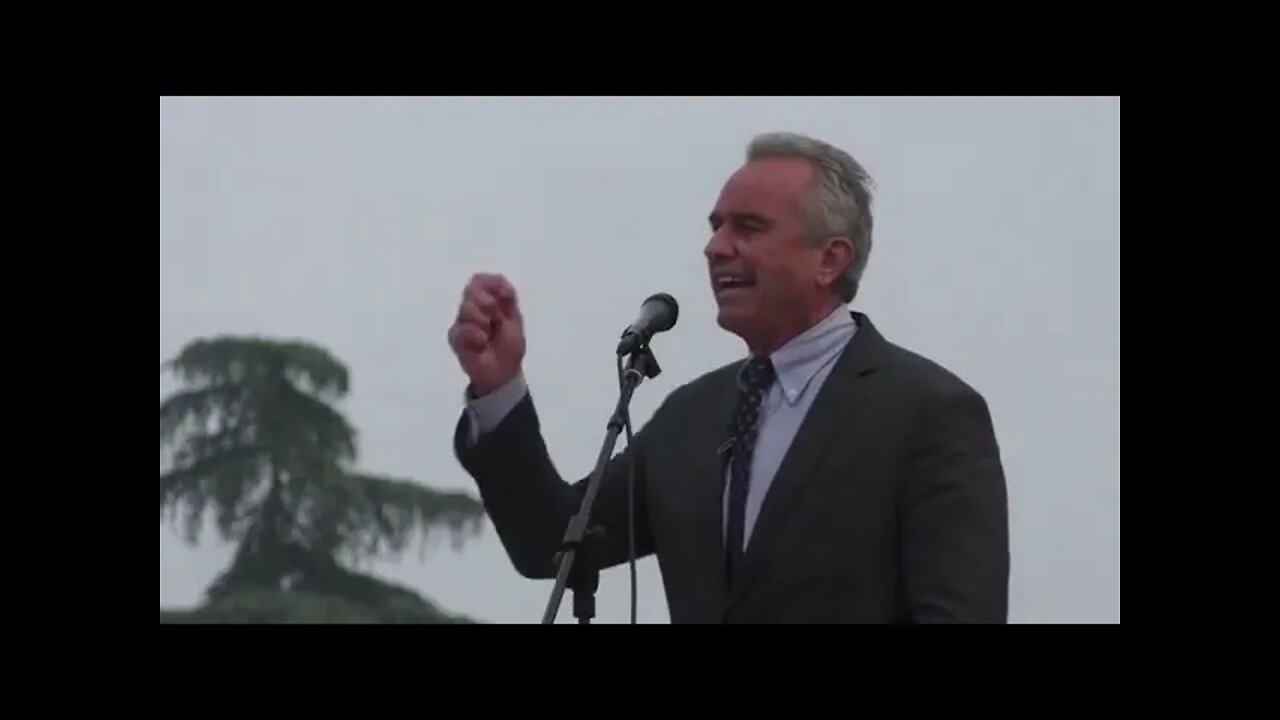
<box><xmin>616</xmin><ymin>293</ymin><xmax>679</xmax><ymax>355</ymax></box>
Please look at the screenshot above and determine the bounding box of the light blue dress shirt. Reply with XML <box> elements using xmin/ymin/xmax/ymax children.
<box><xmin>464</xmin><ymin>305</ymin><xmax>858</xmax><ymax>550</ymax></box>
<box><xmin>720</xmin><ymin>305</ymin><xmax>857</xmax><ymax>548</ymax></box>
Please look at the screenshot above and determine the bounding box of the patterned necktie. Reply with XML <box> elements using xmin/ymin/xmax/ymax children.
<box><xmin>724</xmin><ymin>355</ymin><xmax>776</xmax><ymax>583</ymax></box>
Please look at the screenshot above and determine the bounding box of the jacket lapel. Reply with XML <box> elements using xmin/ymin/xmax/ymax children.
<box><xmin>726</xmin><ymin>312</ymin><xmax>888</xmax><ymax>607</ymax></box>
<box><xmin>684</xmin><ymin>363</ymin><xmax>743</xmax><ymax>597</ymax></box>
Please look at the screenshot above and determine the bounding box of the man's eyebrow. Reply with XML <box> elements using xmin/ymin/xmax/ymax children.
<box><xmin>708</xmin><ymin>211</ymin><xmax>772</xmax><ymax>227</ymax></box>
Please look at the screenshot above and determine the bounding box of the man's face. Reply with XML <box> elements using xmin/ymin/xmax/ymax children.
<box><xmin>704</xmin><ymin>157</ymin><xmax>835</xmax><ymax>353</ymax></box>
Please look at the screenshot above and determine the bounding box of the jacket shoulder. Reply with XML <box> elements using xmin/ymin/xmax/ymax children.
<box><xmin>668</xmin><ymin>358</ymin><xmax>741</xmax><ymax>403</ymax></box>
<box><xmin>870</xmin><ymin>333</ymin><xmax>990</xmax><ymax>411</ymax></box>
<box><xmin>890</xmin><ymin>344</ymin><xmax>976</xmax><ymax>391</ymax></box>
<box><xmin>635</xmin><ymin>358</ymin><xmax>741</xmax><ymax>425</ymax></box>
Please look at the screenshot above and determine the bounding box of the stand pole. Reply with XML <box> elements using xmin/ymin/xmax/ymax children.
<box><xmin>541</xmin><ymin>344</ymin><xmax>662</xmax><ymax>624</ymax></box>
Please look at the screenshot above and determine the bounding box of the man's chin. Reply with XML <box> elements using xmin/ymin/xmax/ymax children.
<box><xmin>715</xmin><ymin>306</ymin><xmax>751</xmax><ymax>336</ymax></box>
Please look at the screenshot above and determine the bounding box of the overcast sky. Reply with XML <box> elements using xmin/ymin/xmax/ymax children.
<box><xmin>159</xmin><ymin>96</ymin><xmax>1120</xmax><ymax>623</ymax></box>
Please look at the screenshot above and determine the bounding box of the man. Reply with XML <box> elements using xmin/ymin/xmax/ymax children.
<box><xmin>448</xmin><ymin>132</ymin><xmax>1009</xmax><ymax>623</ymax></box>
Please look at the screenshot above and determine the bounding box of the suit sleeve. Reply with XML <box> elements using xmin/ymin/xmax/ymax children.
<box><xmin>453</xmin><ymin>382</ymin><xmax>661</xmax><ymax>580</ymax></box>
<box><xmin>898</xmin><ymin>388</ymin><xmax>1010</xmax><ymax>623</ymax></box>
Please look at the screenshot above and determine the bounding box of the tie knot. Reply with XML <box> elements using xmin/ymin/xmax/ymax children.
<box><xmin>740</xmin><ymin>356</ymin><xmax>775</xmax><ymax>392</ymax></box>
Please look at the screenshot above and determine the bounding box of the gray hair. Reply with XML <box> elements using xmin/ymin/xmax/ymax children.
<box><xmin>746</xmin><ymin>132</ymin><xmax>875</xmax><ymax>303</ymax></box>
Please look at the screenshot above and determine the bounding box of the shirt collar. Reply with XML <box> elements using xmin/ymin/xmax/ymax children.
<box><xmin>741</xmin><ymin>305</ymin><xmax>858</xmax><ymax>406</ymax></box>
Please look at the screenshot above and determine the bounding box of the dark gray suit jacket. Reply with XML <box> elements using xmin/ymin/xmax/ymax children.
<box><xmin>453</xmin><ymin>313</ymin><xmax>1010</xmax><ymax>623</ymax></box>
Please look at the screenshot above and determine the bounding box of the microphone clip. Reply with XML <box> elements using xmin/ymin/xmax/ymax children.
<box><xmin>619</xmin><ymin>341</ymin><xmax>662</xmax><ymax>384</ymax></box>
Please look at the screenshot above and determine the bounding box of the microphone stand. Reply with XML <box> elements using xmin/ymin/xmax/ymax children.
<box><xmin>541</xmin><ymin>342</ymin><xmax>662</xmax><ymax>624</ymax></box>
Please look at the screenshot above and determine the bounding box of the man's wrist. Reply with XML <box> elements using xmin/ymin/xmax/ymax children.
<box><xmin>464</xmin><ymin>371</ymin><xmax>529</xmax><ymax>440</ymax></box>
<box><xmin>466</xmin><ymin>370</ymin><xmax>522</xmax><ymax>399</ymax></box>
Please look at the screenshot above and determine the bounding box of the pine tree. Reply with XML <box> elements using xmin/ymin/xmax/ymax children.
<box><xmin>160</xmin><ymin>336</ymin><xmax>485</xmax><ymax>623</ymax></box>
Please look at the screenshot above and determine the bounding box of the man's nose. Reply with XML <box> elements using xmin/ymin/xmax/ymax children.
<box><xmin>704</xmin><ymin>230</ymin><xmax>734</xmax><ymax>261</ymax></box>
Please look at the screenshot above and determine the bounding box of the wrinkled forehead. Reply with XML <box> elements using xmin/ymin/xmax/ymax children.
<box><xmin>714</xmin><ymin>157</ymin><xmax>816</xmax><ymax>218</ymax></box>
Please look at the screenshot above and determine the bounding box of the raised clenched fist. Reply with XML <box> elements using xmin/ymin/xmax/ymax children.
<box><xmin>447</xmin><ymin>273</ymin><xmax>527</xmax><ymax>396</ymax></box>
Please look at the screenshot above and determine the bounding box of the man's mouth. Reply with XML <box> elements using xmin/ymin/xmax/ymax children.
<box><xmin>713</xmin><ymin>274</ymin><xmax>756</xmax><ymax>292</ymax></box>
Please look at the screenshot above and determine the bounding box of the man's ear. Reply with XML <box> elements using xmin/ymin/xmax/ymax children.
<box><xmin>816</xmin><ymin>236</ymin><xmax>855</xmax><ymax>291</ymax></box>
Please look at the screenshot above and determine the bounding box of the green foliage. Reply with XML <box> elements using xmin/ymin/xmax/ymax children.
<box><xmin>160</xmin><ymin>335</ymin><xmax>485</xmax><ymax>623</ymax></box>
